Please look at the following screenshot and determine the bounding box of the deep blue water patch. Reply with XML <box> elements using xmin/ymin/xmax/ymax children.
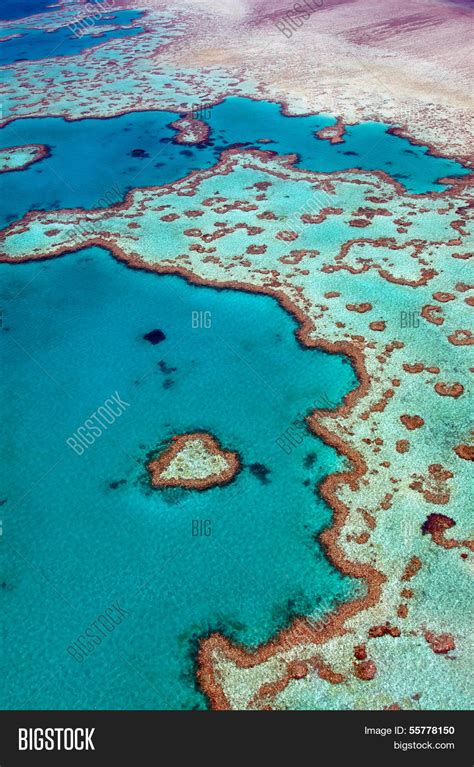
<box><xmin>0</xmin><ymin>247</ymin><xmax>359</xmax><ymax>709</ymax></box>
<box><xmin>0</xmin><ymin>0</ymin><xmax>58</xmax><ymax>22</ymax></box>
<box><xmin>0</xmin><ymin>97</ymin><xmax>469</xmax><ymax>228</ymax></box>
<box><xmin>0</xmin><ymin>10</ymin><xmax>144</xmax><ymax>66</ymax></box>
<box><xmin>0</xmin><ymin>0</ymin><xmax>133</xmax><ymax>21</ymax></box>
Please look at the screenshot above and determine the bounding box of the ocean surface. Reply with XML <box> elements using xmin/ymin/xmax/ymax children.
<box><xmin>0</xmin><ymin>97</ymin><xmax>469</xmax><ymax>228</ymax></box>
<box><xmin>1</xmin><ymin>249</ymin><xmax>358</xmax><ymax>709</ymax></box>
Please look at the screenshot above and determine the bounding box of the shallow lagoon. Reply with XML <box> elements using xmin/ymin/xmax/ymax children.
<box><xmin>0</xmin><ymin>96</ymin><xmax>469</xmax><ymax>228</ymax></box>
<box><xmin>0</xmin><ymin>248</ymin><xmax>359</xmax><ymax>708</ymax></box>
<box><xmin>0</xmin><ymin>11</ymin><xmax>145</xmax><ymax>66</ymax></box>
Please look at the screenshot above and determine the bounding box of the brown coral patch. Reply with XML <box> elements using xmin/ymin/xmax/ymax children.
<box><xmin>354</xmin><ymin>644</ymin><xmax>367</xmax><ymax>661</ymax></box>
<box><xmin>448</xmin><ymin>329</ymin><xmax>473</xmax><ymax>346</ymax></box>
<box><xmin>170</xmin><ymin>116</ymin><xmax>210</xmax><ymax>145</ymax></box>
<box><xmin>369</xmin><ymin>320</ymin><xmax>386</xmax><ymax>331</ymax></box>
<box><xmin>400</xmin><ymin>415</ymin><xmax>424</xmax><ymax>430</ymax></box>
<box><xmin>401</xmin><ymin>556</ymin><xmax>422</xmax><ymax>581</ymax></box>
<box><xmin>432</xmin><ymin>292</ymin><xmax>455</xmax><ymax>303</ymax></box>
<box><xmin>246</xmin><ymin>244</ymin><xmax>267</xmax><ymax>255</ymax></box>
<box><xmin>396</xmin><ymin>439</ymin><xmax>410</xmax><ymax>454</ymax></box>
<box><xmin>410</xmin><ymin>464</ymin><xmax>453</xmax><ymax>505</ymax></box>
<box><xmin>349</xmin><ymin>218</ymin><xmax>371</xmax><ymax>227</ymax></box>
<box><xmin>453</xmin><ymin>444</ymin><xmax>474</xmax><ymax>461</ymax></box>
<box><xmin>421</xmin><ymin>304</ymin><xmax>444</xmax><ymax>325</ymax></box>
<box><xmin>301</xmin><ymin>207</ymin><xmax>343</xmax><ymax>225</ymax></box>
<box><xmin>368</xmin><ymin>622</ymin><xmax>401</xmax><ymax>638</ymax></box>
<box><xmin>287</xmin><ymin>661</ymin><xmax>308</xmax><ymax>680</ymax></box>
<box><xmin>434</xmin><ymin>382</ymin><xmax>464</xmax><ymax>398</ymax></box>
<box><xmin>314</xmin><ymin>118</ymin><xmax>345</xmax><ymax>145</ymax></box>
<box><xmin>275</xmin><ymin>230</ymin><xmax>298</xmax><ymax>241</ymax></box>
<box><xmin>424</xmin><ymin>631</ymin><xmax>455</xmax><ymax>655</ymax></box>
<box><xmin>346</xmin><ymin>303</ymin><xmax>372</xmax><ymax>313</ymax></box>
<box><xmin>403</xmin><ymin>362</ymin><xmax>424</xmax><ymax>373</ymax></box>
<box><xmin>147</xmin><ymin>432</ymin><xmax>240</xmax><ymax>491</ymax></box>
<box><xmin>354</xmin><ymin>659</ymin><xmax>377</xmax><ymax>680</ymax></box>
<box><xmin>422</xmin><ymin>513</ymin><xmax>455</xmax><ymax>544</ymax></box>
<box><xmin>397</xmin><ymin>604</ymin><xmax>408</xmax><ymax>619</ymax></box>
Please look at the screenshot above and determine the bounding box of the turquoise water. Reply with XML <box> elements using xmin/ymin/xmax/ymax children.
<box><xmin>0</xmin><ymin>11</ymin><xmax>145</xmax><ymax>66</ymax></box>
<box><xmin>0</xmin><ymin>248</ymin><xmax>358</xmax><ymax>709</ymax></box>
<box><xmin>0</xmin><ymin>97</ymin><xmax>468</xmax><ymax>228</ymax></box>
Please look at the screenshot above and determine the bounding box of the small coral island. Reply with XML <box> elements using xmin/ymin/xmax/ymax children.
<box><xmin>0</xmin><ymin>143</ymin><xmax>48</xmax><ymax>173</ymax></box>
<box><xmin>147</xmin><ymin>432</ymin><xmax>240</xmax><ymax>490</ymax></box>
